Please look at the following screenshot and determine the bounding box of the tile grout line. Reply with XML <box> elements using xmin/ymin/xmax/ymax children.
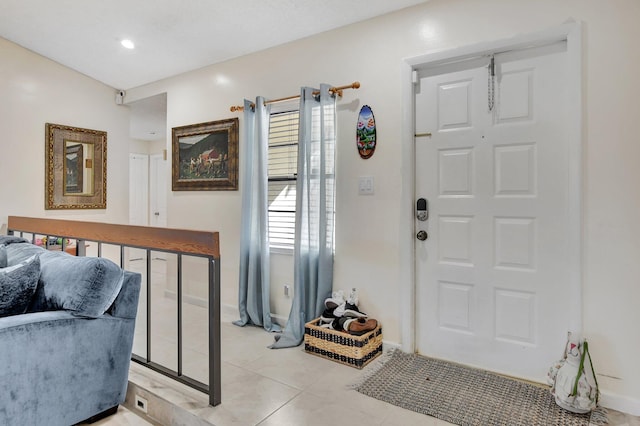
<box><xmin>253</xmin><ymin>389</ymin><xmax>306</xmax><ymax>426</ymax></box>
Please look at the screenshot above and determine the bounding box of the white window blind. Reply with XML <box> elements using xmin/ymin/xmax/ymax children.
<box><xmin>268</xmin><ymin>110</ymin><xmax>299</xmax><ymax>251</ymax></box>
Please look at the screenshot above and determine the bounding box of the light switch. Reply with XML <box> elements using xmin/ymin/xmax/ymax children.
<box><xmin>358</xmin><ymin>176</ymin><xmax>374</xmax><ymax>195</ymax></box>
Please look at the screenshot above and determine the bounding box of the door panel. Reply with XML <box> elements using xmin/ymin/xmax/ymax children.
<box><xmin>437</xmin><ymin>79</ymin><xmax>473</xmax><ymax>130</ymax></box>
<box><xmin>439</xmin><ymin>148</ymin><xmax>474</xmax><ymax>196</ymax></box>
<box><xmin>415</xmin><ymin>42</ymin><xmax>571</xmax><ymax>381</ymax></box>
<box><xmin>494</xmin><ymin>143</ymin><xmax>537</xmax><ymax>197</ymax></box>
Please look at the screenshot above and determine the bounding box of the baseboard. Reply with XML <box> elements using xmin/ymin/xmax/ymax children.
<box><xmin>164</xmin><ymin>290</ymin><xmax>207</xmax><ymax>308</ymax></box>
<box><xmin>222</xmin><ymin>304</ymin><xmax>400</xmax><ymax>346</ymax></box>
<box><xmin>600</xmin><ymin>390</ymin><xmax>640</xmax><ymax>416</ymax></box>
<box><xmin>221</xmin><ymin>303</ymin><xmax>287</xmax><ymax>327</ymax></box>
<box><xmin>221</xmin><ymin>303</ymin><xmax>236</xmax><ymax>317</ymax></box>
<box><xmin>270</xmin><ymin>313</ymin><xmax>288</xmax><ymax>327</ymax></box>
<box><xmin>382</xmin><ymin>340</ymin><xmax>402</xmax><ymax>353</ymax></box>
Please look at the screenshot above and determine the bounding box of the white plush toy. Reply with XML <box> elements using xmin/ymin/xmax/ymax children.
<box><xmin>548</xmin><ymin>332</ymin><xmax>599</xmax><ymax>414</ymax></box>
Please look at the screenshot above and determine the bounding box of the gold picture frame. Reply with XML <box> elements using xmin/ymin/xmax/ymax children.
<box><xmin>45</xmin><ymin>123</ymin><xmax>107</xmax><ymax>209</ymax></box>
<box><xmin>172</xmin><ymin>118</ymin><xmax>238</xmax><ymax>191</ymax></box>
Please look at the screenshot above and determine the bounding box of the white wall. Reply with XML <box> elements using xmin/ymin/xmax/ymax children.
<box><xmin>0</xmin><ymin>37</ymin><xmax>131</xmax><ymax>225</ymax></box>
<box><xmin>148</xmin><ymin>140</ymin><xmax>166</xmax><ymax>155</ymax></box>
<box><xmin>130</xmin><ymin>138</ymin><xmax>151</xmax><ymax>155</ymax></box>
<box><xmin>123</xmin><ymin>0</ymin><xmax>640</xmax><ymax>411</ymax></box>
<box><xmin>130</xmin><ymin>138</ymin><xmax>166</xmax><ymax>155</ymax></box>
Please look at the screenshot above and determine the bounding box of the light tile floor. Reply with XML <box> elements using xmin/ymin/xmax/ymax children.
<box><xmin>103</xmin><ymin>300</ymin><xmax>639</xmax><ymax>426</ymax></box>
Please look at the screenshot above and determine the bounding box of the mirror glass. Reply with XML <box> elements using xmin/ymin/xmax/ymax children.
<box><xmin>46</xmin><ymin>123</ymin><xmax>106</xmax><ymax>209</ymax></box>
<box><xmin>64</xmin><ymin>141</ymin><xmax>95</xmax><ymax>195</ymax></box>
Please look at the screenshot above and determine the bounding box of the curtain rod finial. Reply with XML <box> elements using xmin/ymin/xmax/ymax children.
<box><xmin>352</xmin><ymin>81</ymin><xmax>360</xmax><ymax>89</ymax></box>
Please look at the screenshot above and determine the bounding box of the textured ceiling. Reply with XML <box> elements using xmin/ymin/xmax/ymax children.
<box><xmin>0</xmin><ymin>0</ymin><xmax>428</xmax><ymax>90</ymax></box>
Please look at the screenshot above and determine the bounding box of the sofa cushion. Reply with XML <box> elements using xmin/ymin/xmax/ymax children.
<box><xmin>4</xmin><ymin>241</ymin><xmax>46</xmax><ymax>266</ymax></box>
<box><xmin>0</xmin><ymin>236</ymin><xmax>32</xmax><ymax>268</ymax></box>
<box><xmin>0</xmin><ymin>235</ymin><xmax>30</xmax><ymax>246</ymax></box>
<box><xmin>30</xmin><ymin>254</ymin><xmax>125</xmax><ymax>318</ymax></box>
<box><xmin>0</xmin><ymin>255</ymin><xmax>40</xmax><ymax>317</ymax></box>
<box><xmin>0</xmin><ymin>246</ymin><xmax>7</xmax><ymax>268</ymax></box>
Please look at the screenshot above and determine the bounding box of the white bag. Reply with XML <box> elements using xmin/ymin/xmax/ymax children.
<box><xmin>547</xmin><ymin>332</ymin><xmax>599</xmax><ymax>413</ymax></box>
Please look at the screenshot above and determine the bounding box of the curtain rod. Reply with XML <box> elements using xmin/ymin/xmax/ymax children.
<box><xmin>230</xmin><ymin>81</ymin><xmax>360</xmax><ymax>112</ymax></box>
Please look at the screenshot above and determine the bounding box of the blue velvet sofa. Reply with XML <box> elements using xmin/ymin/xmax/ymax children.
<box><xmin>0</xmin><ymin>236</ymin><xmax>141</xmax><ymax>425</ymax></box>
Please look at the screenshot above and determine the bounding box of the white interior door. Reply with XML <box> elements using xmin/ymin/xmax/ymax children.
<box><xmin>414</xmin><ymin>42</ymin><xmax>573</xmax><ymax>381</ymax></box>
<box><xmin>129</xmin><ymin>153</ymin><xmax>149</xmax><ymax>226</ymax></box>
<box><xmin>149</xmin><ymin>153</ymin><xmax>167</xmax><ymax>227</ymax></box>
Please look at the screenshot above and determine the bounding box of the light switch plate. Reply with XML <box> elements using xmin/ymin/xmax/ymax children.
<box><xmin>358</xmin><ymin>176</ymin><xmax>374</xmax><ymax>195</ymax></box>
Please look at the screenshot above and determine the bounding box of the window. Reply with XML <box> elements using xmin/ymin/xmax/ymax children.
<box><xmin>268</xmin><ymin>109</ymin><xmax>299</xmax><ymax>251</ymax></box>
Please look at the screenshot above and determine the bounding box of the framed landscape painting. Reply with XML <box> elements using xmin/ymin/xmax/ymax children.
<box><xmin>171</xmin><ymin>118</ymin><xmax>239</xmax><ymax>191</ymax></box>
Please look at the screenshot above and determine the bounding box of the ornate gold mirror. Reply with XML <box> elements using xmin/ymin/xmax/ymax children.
<box><xmin>45</xmin><ymin>123</ymin><xmax>106</xmax><ymax>209</ymax></box>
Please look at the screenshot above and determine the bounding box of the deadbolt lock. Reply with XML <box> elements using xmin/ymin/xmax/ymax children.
<box><xmin>416</xmin><ymin>198</ymin><xmax>428</xmax><ymax>221</ymax></box>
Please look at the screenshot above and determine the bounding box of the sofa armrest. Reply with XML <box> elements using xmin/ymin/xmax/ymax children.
<box><xmin>0</xmin><ymin>310</ymin><xmax>136</xmax><ymax>426</ymax></box>
<box><xmin>107</xmin><ymin>271</ymin><xmax>141</xmax><ymax>319</ymax></box>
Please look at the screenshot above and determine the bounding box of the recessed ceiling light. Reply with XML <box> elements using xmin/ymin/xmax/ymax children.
<box><xmin>121</xmin><ymin>39</ymin><xmax>135</xmax><ymax>49</ymax></box>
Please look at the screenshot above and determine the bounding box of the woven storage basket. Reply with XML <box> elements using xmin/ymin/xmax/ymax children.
<box><xmin>304</xmin><ymin>318</ymin><xmax>383</xmax><ymax>369</ymax></box>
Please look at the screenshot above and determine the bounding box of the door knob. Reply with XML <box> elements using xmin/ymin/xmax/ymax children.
<box><xmin>416</xmin><ymin>230</ymin><xmax>428</xmax><ymax>241</ymax></box>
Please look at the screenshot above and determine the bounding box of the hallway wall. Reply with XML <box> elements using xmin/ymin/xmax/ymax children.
<box><xmin>0</xmin><ymin>38</ymin><xmax>131</xmax><ymax>225</ymax></box>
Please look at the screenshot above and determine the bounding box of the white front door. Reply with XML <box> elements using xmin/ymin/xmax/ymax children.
<box><xmin>414</xmin><ymin>42</ymin><xmax>574</xmax><ymax>381</ymax></box>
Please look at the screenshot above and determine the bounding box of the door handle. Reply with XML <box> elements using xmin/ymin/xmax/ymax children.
<box><xmin>416</xmin><ymin>230</ymin><xmax>428</xmax><ymax>241</ymax></box>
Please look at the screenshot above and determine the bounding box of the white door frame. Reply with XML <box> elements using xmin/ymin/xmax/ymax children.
<box><xmin>399</xmin><ymin>22</ymin><xmax>583</xmax><ymax>353</ymax></box>
<box><xmin>149</xmin><ymin>153</ymin><xmax>167</xmax><ymax>227</ymax></box>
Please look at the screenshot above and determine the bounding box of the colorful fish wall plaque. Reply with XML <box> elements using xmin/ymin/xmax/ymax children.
<box><xmin>356</xmin><ymin>105</ymin><xmax>376</xmax><ymax>159</ymax></box>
